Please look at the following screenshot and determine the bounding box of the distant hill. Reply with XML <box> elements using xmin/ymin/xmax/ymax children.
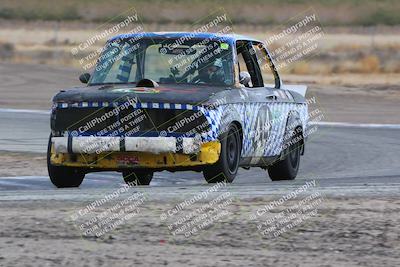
<box><xmin>0</xmin><ymin>0</ymin><xmax>399</xmax><ymax>26</ymax></box>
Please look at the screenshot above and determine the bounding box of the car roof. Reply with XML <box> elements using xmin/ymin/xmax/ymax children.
<box><xmin>108</xmin><ymin>31</ymin><xmax>263</xmax><ymax>45</ymax></box>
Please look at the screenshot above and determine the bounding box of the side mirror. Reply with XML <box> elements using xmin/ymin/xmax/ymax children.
<box><xmin>79</xmin><ymin>73</ymin><xmax>91</xmax><ymax>84</ymax></box>
<box><xmin>239</xmin><ymin>71</ymin><xmax>251</xmax><ymax>87</ymax></box>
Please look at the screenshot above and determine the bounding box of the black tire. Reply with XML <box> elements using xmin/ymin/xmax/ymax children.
<box><xmin>268</xmin><ymin>130</ymin><xmax>302</xmax><ymax>181</ymax></box>
<box><xmin>203</xmin><ymin>123</ymin><xmax>241</xmax><ymax>183</ymax></box>
<box><xmin>47</xmin><ymin>135</ymin><xmax>85</xmax><ymax>188</ymax></box>
<box><xmin>122</xmin><ymin>170</ymin><xmax>153</xmax><ymax>186</ymax></box>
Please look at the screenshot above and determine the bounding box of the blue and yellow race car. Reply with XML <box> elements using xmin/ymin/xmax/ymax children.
<box><xmin>48</xmin><ymin>32</ymin><xmax>308</xmax><ymax>187</ymax></box>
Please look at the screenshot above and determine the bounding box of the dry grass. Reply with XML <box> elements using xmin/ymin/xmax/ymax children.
<box><xmin>1</xmin><ymin>21</ymin><xmax>400</xmax><ymax>75</ymax></box>
<box><xmin>359</xmin><ymin>55</ymin><xmax>381</xmax><ymax>73</ymax></box>
<box><xmin>0</xmin><ymin>151</ymin><xmax>46</xmax><ymax>177</ymax></box>
<box><xmin>1</xmin><ymin>0</ymin><xmax>400</xmax><ymax>26</ymax></box>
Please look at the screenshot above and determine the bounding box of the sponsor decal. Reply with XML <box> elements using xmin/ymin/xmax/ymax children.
<box><xmin>112</xmin><ymin>88</ymin><xmax>160</xmax><ymax>94</ymax></box>
<box><xmin>116</xmin><ymin>155</ymin><xmax>140</xmax><ymax>165</ymax></box>
<box><xmin>220</xmin><ymin>43</ymin><xmax>229</xmax><ymax>50</ymax></box>
<box><xmin>157</xmin><ymin>87</ymin><xmax>199</xmax><ymax>94</ymax></box>
<box><xmin>111</xmin><ymin>87</ymin><xmax>198</xmax><ymax>94</ymax></box>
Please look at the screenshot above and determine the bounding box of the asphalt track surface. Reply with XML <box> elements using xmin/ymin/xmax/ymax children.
<box><xmin>0</xmin><ymin>109</ymin><xmax>399</xmax><ymax>199</ymax></box>
<box><xmin>1</xmin><ymin>108</ymin><xmax>400</xmax><ymax>267</ymax></box>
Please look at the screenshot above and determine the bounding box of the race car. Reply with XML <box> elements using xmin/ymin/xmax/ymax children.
<box><xmin>48</xmin><ymin>32</ymin><xmax>308</xmax><ymax>187</ymax></box>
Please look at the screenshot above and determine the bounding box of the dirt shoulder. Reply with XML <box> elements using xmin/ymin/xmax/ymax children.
<box><xmin>308</xmin><ymin>86</ymin><xmax>400</xmax><ymax>124</ymax></box>
<box><xmin>0</xmin><ymin>151</ymin><xmax>46</xmax><ymax>177</ymax></box>
<box><xmin>0</xmin><ymin>196</ymin><xmax>398</xmax><ymax>266</ymax></box>
<box><xmin>0</xmin><ymin>63</ymin><xmax>80</xmax><ymax>110</ymax></box>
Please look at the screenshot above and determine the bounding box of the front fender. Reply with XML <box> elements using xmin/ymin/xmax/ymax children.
<box><xmin>200</xmin><ymin>104</ymin><xmax>244</xmax><ymax>142</ymax></box>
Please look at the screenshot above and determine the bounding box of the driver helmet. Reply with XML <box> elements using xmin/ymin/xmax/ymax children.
<box><xmin>207</xmin><ymin>58</ymin><xmax>224</xmax><ymax>84</ymax></box>
<box><xmin>212</xmin><ymin>58</ymin><xmax>223</xmax><ymax>69</ymax></box>
<box><xmin>206</xmin><ymin>58</ymin><xmax>222</xmax><ymax>74</ymax></box>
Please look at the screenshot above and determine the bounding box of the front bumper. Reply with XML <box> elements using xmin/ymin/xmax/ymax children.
<box><xmin>49</xmin><ymin>140</ymin><xmax>221</xmax><ymax>170</ymax></box>
<box><xmin>52</xmin><ymin>136</ymin><xmax>203</xmax><ymax>155</ymax></box>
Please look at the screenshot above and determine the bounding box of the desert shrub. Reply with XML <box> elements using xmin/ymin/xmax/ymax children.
<box><xmin>291</xmin><ymin>62</ymin><xmax>310</xmax><ymax>75</ymax></box>
<box><xmin>359</xmin><ymin>55</ymin><xmax>380</xmax><ymax>73</ymax></box>
<box><xmin>0</xmin><ymin>41</ymin><xmax>15</xmax><ymax>59</ymax></box>
<box><xmin>360</xmin><ymin>9</ymin><xmax>400</xmax><ymax>26</ymax></box>
<box><xmin>0</xmin><ymin>7</ymin><xmax>81</xmax><ymax>21</ymax></box>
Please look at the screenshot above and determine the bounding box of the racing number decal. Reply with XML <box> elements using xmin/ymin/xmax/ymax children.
<box><xmin>251</xmin><ymin>104</ymin><xmax>271</xmax><ymax>158</ymax></box>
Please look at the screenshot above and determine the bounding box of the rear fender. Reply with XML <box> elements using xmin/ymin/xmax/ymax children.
<box><xmin>281</xmin><ymin>110</ymin><xmax>305</xmax><ymax>159</ymax></box>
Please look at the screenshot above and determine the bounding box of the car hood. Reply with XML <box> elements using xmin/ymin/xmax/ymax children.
<box><xmin>52</xmin><ymin>84</ymin><xmax>231</xmax><ymax>106</ymax></box>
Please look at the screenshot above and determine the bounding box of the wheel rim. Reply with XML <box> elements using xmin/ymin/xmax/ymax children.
<box><xmin>226</xmin><ymin>129</ymin><xmax>239</xmax><ymax>173</ymax></box>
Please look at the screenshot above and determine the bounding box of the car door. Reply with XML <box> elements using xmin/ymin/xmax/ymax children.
<box><xmin>253</xmin><ymin>42</ymin><xmax>299</xmax><ymax>157</ymax></box>
<box><xmin>235</xmin><ymin>40</ymin><xmax>276</xmax><ymax>160</ymax></box>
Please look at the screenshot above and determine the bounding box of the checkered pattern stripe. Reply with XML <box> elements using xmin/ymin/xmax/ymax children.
<box><xmin>242</xmin><ymin>103</ymin><xmax>263</xmax><ymax>157</ymax></box>
<box><xmin>199</xmin><ymin>106</ymin><xmax>225</xmax><ymax>141</ymax></box>
<box><xmin>298</xmin><ymin>103</ymin><xmax>309</xmax><ymax>129</ymax></box>
<box><xmin>264</xmin><ymin>102</ymin><xmax>308</xmax><ymax>157</ymax></box>
<box><xmin>199</xmin><ymin>102</ymin><xmax>308</xmax><ymax>157</ymax></box>
<box><xmin>264</xmin><ymin>103</ymin><xmax>291</xmax><ymax>156</ymax></box>
<box><xmin>56</xmin><ymin>100</ymin><xmax>308</xmax><ymax>158</ymax></box>
<box><xmin>56</xmin><ymin>101</ymin><xmax>200</xmax><ymax>111</ymax></box>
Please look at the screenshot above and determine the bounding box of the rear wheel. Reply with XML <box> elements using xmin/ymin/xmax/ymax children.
<box><xmin>47</xmin><ymin>135</ymin><xmax>85</xmax><ymax>188</ymax></box>
<box><xmin>268</xmin><ymin>130</ymin><xmax>302</xmax><ymax>181</ymax></box>
<box><xmin>122</xmin><ymin>170</ymin><xmax>153</xmax><ymax>186</ymax></box>
<box><xmin>203</xmin><ymin>123</ymin><xmax>241</xmax><ymax>183</ymax></box>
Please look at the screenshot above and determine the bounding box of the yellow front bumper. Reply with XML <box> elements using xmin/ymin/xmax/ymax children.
<box><xmin>50</xmin><ymin>141</ymin><xmax>221</xmax><ymax>169</ymax></box>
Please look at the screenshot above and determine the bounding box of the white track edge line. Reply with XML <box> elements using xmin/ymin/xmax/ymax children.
<box><xmin>0</xmin><ymin>108</ymin><xmax>49</xmax><ymax>115</ymax></box>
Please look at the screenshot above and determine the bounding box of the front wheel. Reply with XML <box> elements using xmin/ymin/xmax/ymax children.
<box><xmin>203</xmin><ymin>123</ymin><xmax>241</xmax><ymax>183</ymax></box>
<box><xmin>47</xmin><ymin>135</ymin><xmax>85</xmax><ymax>188</ymax></box>
<box><xmin>48</xmin><ymin>164</ymin><xmax>85</xmax><ymax>188</ymax></box>
<box><xmin>122</xmin><ymin>170</ymin><xmax>153</xmax><ymax>186</ymax></box>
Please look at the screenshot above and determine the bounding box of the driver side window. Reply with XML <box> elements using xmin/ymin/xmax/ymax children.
<box><xmin>237</xmin><ymin>52</ymin><xmax>253</xmax><ymax>87</ymax></box>
<box><xmin>250</xmin><ymin>43</ymin><xmax>276</xmax><ymax>87</ymax></box>
<box><xmin>236</xmin><ymin>41</ymin><xmax>263</xmax><ymax>88</ymax></box>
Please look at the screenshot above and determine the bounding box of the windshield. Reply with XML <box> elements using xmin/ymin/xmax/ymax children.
<box><xmin>90</xmin><ymin>37</ymin><xmax>234</xmax><ymax>86</ymax></box>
